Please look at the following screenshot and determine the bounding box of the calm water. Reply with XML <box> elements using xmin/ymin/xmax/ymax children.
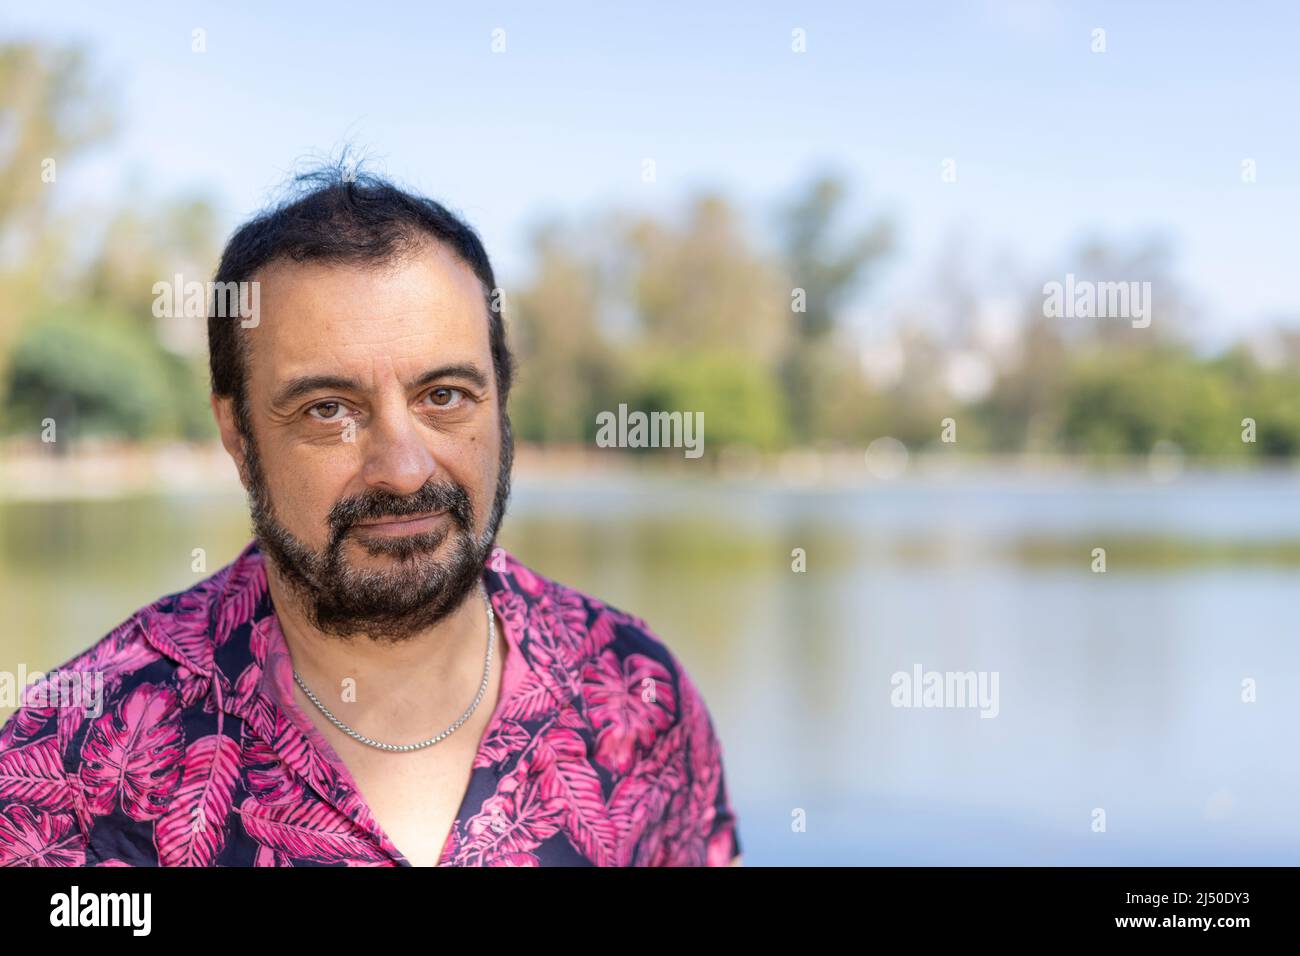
<box><xmin>3</xmin><ymin>469</ymin><xmax>1299</xmax><ymax>865</ymax></box>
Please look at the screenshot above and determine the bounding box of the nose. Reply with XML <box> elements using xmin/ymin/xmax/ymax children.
<box><xmin>357</xmin><ymin>404</ymin><xmax>438</xmax><ymax>496</ymax></box>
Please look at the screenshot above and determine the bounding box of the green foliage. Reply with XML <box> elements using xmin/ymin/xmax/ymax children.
<box><xmin>507</xmin><ymin>222</ymin><xmax>621</xmax><ymax>445</ymax></box>
<box><xmin>165</xmin><ymin>352</ymin><xmax>219</xmax><ymax>441</ymax></box>
<box><xmin>0</xmin><ymin>43</ymin><xmax>1295</xmax><ymax>461</ymax></box>
<box><xmin>624</xmin><ymin>350</ymin><xmax>788</xmax><ymax>452</ymax></box>
<box><xmin>1241</xmin><ymin>373</ymin><xmax>1300</xmax><ymax>457</ymax></box>
<box><xmin>0</xmin><ymin>42</ymin><xmax>115</xmax><ymax>384</ymax></box>
<box><xmin>1056</xmin><ymin>347</ymin><xmax>1293</xmax><ymax>458</ymax></box>
<box><xmin>3</xmin><ymin>306</ymin><xmax>178</xmax><ymax>440</ymax></box>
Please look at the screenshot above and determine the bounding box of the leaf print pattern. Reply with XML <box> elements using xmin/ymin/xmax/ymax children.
<box><xmin>610</xmin><ymin>722</ymin><xmax>687</xmax><ymax>864</ymax></box>
<box><xmin>0</xmin><ymin>706</ymin><xmax>51</xmax><ymax>749</ymax></box>
<box><xmin>584</xmin><ymin>650</ymin><xmax>675</xmax><ymax>775</ymax></box>
<box><xmin>0</xmin><ymin>737</ymin><xmax>76</xmax><ymax>811</ymax></box>
<box><xmin>0</xmin><ymin>805</ymin><xmax>86</xmax><ymax>867</ymax></box>
<box><xmin>531</xmin><ymin>727</ymin><xmax>620</xmax><ymax>866</ymax></box>
<box><xmin>0</xmin><ymin>540</ymin><xmax>741</xmax><ymax>866</ymax></box>
<box><xmin>454</xmin><ymin>773</ymin><xmax>567</xmax><ymax>866</ymax></box>
<box><xmin>154</xmin><ymin>733</ymin><xmax>241</xmax><ymax>866</ymax></box>
<box><xmin>214</xmin><ymin>556</ymin><xmax>267</xmax><ymax>649</ymax></box>
<box><xmin>80</xmin><ymin>683</ymin><xmax>184</xmax><ymax>822</ymax></box>
<box><xmin>0</xmin><ymin>614</ymin><xmax>161</xmax><ymax>753</ymax></box>
<box><xmin>240</xmin><ymin>724</ymin><xmax>304</xmax><ymax>807</ymax></box>
<box><xmin>473</xmin><ymin>719</ymin><xmax>532</xmax><ymax>768</ymax></box>
<box><xmin>239</xmin><ymin>796</ymin><xmax>386</xmax><ymax>865</ymax></box>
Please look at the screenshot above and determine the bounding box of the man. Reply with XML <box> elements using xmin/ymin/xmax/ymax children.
<box><xmin>0</xmin><ymin>167</ymin><xmax>742</xmax><ymax>867</ymax></box>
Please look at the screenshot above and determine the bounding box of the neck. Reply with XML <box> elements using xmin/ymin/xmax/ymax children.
<box><xmin>265</xmin><ymin>562</ymin><xmax>493</xmax><ymax>739</ymax></box>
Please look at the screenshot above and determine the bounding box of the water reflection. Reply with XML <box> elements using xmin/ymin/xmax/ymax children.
<box><xmin>2</xmin><ymin>471</ymin><xmax>1298</xmax><ymax>864</ymax></box>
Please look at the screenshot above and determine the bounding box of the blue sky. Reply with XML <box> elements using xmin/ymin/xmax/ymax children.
<box><xmin>8</xmin><ymin>0</ymin><xmax>1299</xmax><ymax>345</ymax></box>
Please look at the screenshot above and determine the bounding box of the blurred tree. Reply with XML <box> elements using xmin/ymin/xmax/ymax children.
<box><xmin>79</xmin><ymin>195</ymin><xmax>223</xmax><ymax>441</ymax></box>
<box><xmin>628</xmin><ymin>348</ymin><xmax>787</xmax><ymax>452</ymax></box>
<box><xmin>1059</xmin><ymin>346</ymin><xmax>1242</xmax><ymax>458</ymax></box>
<box><xmin>775</xmin><ymin>174</ymin><xmax>892</xmax><ymax>442</ymax></box>
<box><xmin>1216</xmin><ymin>347</ymin><xmax>1300</xmax><ymax>457</ymax></box>
<box><xmin>627</xmin><ymin>193</ymin><xmax>790</xmax><ymax>364</ymax></box>
<box><xmin>0</xmin><ymin>43</ymin><xmax>114</xmax><ymax>383</ymax></box>
<box><xmin>975</xmin><ymin>312</ymin><xmax>1070</xmax><ymax>452</ymax></box>
<box><xmin>873</xmin><ymin>322</ymin><xmax>960</xmax><ymax>449</ymax></box>
<box><xmin>4</xmin><ymin>304</ymin><xmax>177</xmax><ymax>443</ymax></box>
<box><xmin>0</xmin><ymin>43</ymin><xmax>221</xmax><ymax>445</ymax></box>
<box><xmin>1055</xmin><ymin>237</ymin><xmax>1196</xmax><ymax>349</ymax></box>
<box><xmin>796</xmin><ymin>337</ymin><xmax>882</xmax><ymax>447</ymax></box>
<box><xmin>81</xmin><ymin>194</ymin><xmax>220</xmax><ymax>328</ymax></box>
<box><xmin>621</xmin><ymin>193</ymin><xmax>793</xmax><ymax>449</ymax></box>
<box><xmin>511</xmin><ymin>194</ymin><xmax>795</xmax><ymax>449</ymax></box>
<box><xmin>509</xmin><ymin>218</ymin><xmax>623</xmax><ymax>444</ymax></box>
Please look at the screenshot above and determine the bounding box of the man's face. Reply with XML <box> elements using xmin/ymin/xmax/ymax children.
<box><xmin>213</xmin><ymin>243</ymin><xmax>511</xmax><ymax>641</ymax></box>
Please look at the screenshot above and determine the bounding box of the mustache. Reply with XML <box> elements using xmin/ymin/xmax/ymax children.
<box><xmin>326</xmin><ymin>480</ymin><xmax>474</xmax><ymax>540</ymax></box>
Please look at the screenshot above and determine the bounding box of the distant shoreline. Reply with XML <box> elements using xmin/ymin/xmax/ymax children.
<box><xmin>0</xmin><ymin>438</ymin><xmax>1296</xmax><ymax>502</ymax></box>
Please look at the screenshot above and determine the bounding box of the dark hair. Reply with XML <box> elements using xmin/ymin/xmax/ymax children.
<box><xmin>208</xmin><ymin>163</ymin><xmax>514</xmax><ymax>436</ymax></box>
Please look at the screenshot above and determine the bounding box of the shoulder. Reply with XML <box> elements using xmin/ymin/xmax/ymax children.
<box><xmin>491</xmin><ymin>551</ymin><xmax>708</xmax><ymax>733</ymax></box>
<box><xmin>0</xmin><ymin>562</ymin><xmax>245</xmax><ymax>863</ymax></box>
<box><xmin>0</xmin><ymin>548</ymin><xmax>247</xmax><ymax>758</ymax></box>
<box><xmin>485</xmin><ymin>553</ymin><xmax>744</xmax><ymax>865</ymax></box>
<box><xmin>1</xmin><ymin>605</ymin><xmax>161</xmax><ymax>753</ymax></box>
<box><xmin>0</xmin><ymin>602</ymin><xmax>170</xmax><ymax>865</ymax></box>
<box><xmin>492</xmin><ymin>549</ymin><xmax>731</xmax><ymax>796</ymax></box>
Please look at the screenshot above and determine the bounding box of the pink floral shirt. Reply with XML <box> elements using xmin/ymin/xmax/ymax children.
<box><xmin>0</xmin><ymin>540</ymin><xmax>741</xmax><ymax>866</ymax></box>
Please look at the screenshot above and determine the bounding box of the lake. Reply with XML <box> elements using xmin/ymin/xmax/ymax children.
<box><xmin>3</xmin><ymin>466</ymin><xmax>1298</xmax><ymax>864</ymax></box>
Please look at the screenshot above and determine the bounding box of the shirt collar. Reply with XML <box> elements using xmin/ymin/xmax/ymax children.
<box><xmin>131</xmin><ymin>538</ymin><xmax>592</xmax><ymax>864</ymax></box>
<box><xmin>136</xmin><ymin>538</ymin><xmax>581</xmax><ymax>733</ymax></box>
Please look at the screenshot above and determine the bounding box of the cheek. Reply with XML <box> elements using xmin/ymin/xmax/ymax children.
<box><xmin>456</xmin><ymin>429</ymin><xmax>501</xmax><ymax>514</ymax></box>
<box><xmin>266</xmin><ymin>446</ymin><xmax>351</xmax><ymax>540</ymax></box>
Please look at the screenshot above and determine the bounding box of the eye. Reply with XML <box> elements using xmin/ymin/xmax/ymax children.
<box><xmin>307</xmin><ymin>401</ymin><xmax>351</xmax><ymax>422</ymax></box>
<box><xmin>424</xmin><ymin>387</ymin><xmax>466</xmax><ymax>409</ymax></box>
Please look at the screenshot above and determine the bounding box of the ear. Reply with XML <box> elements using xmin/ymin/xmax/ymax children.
<box><xmin>211</xmin><ymin>394</ymin><xmax>250</xmax><ymax>489</ymax></box>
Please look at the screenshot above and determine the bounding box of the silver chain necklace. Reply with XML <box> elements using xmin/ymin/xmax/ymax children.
<box><xmin>292</xmin><ymin>584</ymin><xmax>496</xmax><ymax>753</ymax></box>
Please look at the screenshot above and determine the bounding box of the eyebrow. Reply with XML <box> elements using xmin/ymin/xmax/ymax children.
<box><xmin>270</xmin><ymin>363</ymin><xmax>491</xmax><ymax>410</ymax></box>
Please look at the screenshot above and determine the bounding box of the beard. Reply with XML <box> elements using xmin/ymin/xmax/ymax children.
<box><xmin>238</xmin><ymin>406</ymin><xmax>513</xmax><ymax>643</ymax></box>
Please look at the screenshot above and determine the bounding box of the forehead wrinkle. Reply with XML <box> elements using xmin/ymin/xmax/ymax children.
<box><xmin>279</xmin><ymin>306</ymin><xmax>490</xmax><ymax>376</ymax></box>
<box><xmin>247</xmin><ymin>255</ymin><xmax>493</xmax><ymax>396</ymax></box>
<box><xmin>259</xmin><ymin>271</ymin><xmax>480</xmax><ymax>332</ymax></box>
<box><xmin>272</xmin><ymin>303</ymin><xmax>488</xmax><ymax>362</ymax></box>
<box><xmin>287</xmin><ymin>333</ymin><xmax>482</xmax><ymax>377</ymax></box>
